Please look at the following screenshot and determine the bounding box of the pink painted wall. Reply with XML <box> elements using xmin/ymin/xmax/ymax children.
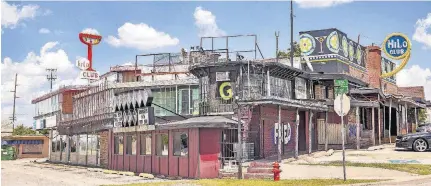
<box><xmin>199</xmin><ymin>128</ymin><xmax>221</xmax><ymax>179</ymax></box>
<box><xmin>108</xmin><ymin>128</ymin><xmax>201</xmax><ymax>178</ymax></box>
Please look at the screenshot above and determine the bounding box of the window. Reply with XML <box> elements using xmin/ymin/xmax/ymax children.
<box><xmin>79</xmin><ymin>135</ymin><xmax>87</xmax><ymax>155</ymax></box>
<box><xmin>140</xmin><ymin>134</ymin><xmax>152</xmax><ymax>155</ymax></box>
<box><xmin>173</xmin><ymin>132</ymin><xmax>188</xmax><ymax>156</ymax></box>
<box><xmin>126</xmin><ymin>135</ymin><xmax>136</xmax><ymax>155</ymax></box>
<box><xmin>156</xmin><ymin>134</ymin><xmax>169</xmax><ymax>156</ymax></box>
<box><xmin>179</xmin><ymin>89</ymin><xmax>191</xmax><ymax>115</ymax></box>
<box><xmin>114</xmin><ymin>135</ymin><xmax>123</xmax><ymax>155</ymax></box>
<box><xmin>71</xmin><ymin>136</ymin><xmax>77</xmax><ymax>153</ymax></box>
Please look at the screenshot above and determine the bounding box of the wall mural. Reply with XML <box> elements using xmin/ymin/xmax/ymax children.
<box><xmin>299</xmin><ymin>28</ymin><xmax>366</xmax><ymax>68</ymax></box>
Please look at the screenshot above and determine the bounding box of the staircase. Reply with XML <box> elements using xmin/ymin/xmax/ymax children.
<box><xmin>244</xmin><ymin>162</ymin><xmax>273</xmax><ymax>180</ymax></box>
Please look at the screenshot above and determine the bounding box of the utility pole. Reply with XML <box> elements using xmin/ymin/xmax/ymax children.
<box><xmin>275</xmin><ymin>31</ymin><xmax>280</xmax><ymax>63</ymax></box>
<box><xmin>10</xmin><ymin>73</ymin><xmax>19</xmax><ymax>132</ymax></box>
<box><xmin>290</xmin><ymin>0</ymin><xmax>294</xmax><ymax>67</ymax></box>
<box><xmin>46</xmin><ymin>68</ymin><xmax>57</xmax><ymax>91</ymax></box>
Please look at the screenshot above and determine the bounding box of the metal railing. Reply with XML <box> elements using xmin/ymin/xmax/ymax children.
<box><xmin>200</xmin><ymin>97</ymin><xmax>235</xmax><ymax>115</ymax></box>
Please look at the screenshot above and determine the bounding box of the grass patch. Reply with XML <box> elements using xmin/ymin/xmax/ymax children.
<box><xmin>309</xmin><ymin>161</ymin><xmax>431</xmax><ymax>175</ymax></box>
<box><xmin>104</xmin><ymin>179</ymin><xmax>381</xmax><ymax>186</ymax></box>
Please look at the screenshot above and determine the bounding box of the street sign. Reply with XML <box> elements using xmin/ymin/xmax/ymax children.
<box><xmin>334</xmin><ymin>94</ymin><xmax>350</xmax><ymax>116</ymax></box>
<box><xmin>334</xmin><ymin>79</ymin><xmax>348</xmax><ymax>96</ymax></box>
<box><xmin>79</xmin><ymin>70</ymin><xmax>100</xmax><ymax>80</ymax></box>
<box><xmin>76</xmin><ymin>57</ymin><xmax>90</xmax><ymax>71</ymax></box>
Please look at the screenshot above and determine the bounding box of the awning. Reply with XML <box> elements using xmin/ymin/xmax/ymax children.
<box><xmin>2</xmin><ymin>140</ymin><xmax>44</xmax><ymax>145</ymax></box>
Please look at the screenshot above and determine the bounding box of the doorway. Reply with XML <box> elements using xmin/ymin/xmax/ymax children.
<box><xmin>298</xmin><ymin>111</ymin><xmax>307</xmax><ymax>151</ymax></box>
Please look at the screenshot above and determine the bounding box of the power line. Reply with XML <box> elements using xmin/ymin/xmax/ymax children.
<box><xmin>46</xmin><ymin>68</ymin><xmax>57</xmax><ymax>91</ymax></box>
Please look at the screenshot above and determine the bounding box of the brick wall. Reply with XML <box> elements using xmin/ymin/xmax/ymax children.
<box><xmin>99</xmin><ymin>130</ymin><xmax>109</xmax><ymax>168</ymax></box>
<box><xmin>366</xmin><ymin>46</ymin><xmax>382</xmax><ymax>89</ymax></box>
<box><xmin>349</xmin><ymin>66</ymin><xmax>369</xmax><ymax>84</ymax></box>
<box><xmin>382</xmin><ymin>79</ymin><xmax>398</xmax><ymax>95</ymax></box>
<box><xmin>398</xmin><ymin>86</ymin><xmax>425</xmax><ymax>99</ymax></box>
<box><xmin>62</xmin><ymin>91</ymin><xmax>74</xmax><ymax>114</ymax></box>
<box><xmin>258</xmin><ymin>105</ymin><xmax>307</xmax><ymax>158</ymax></box>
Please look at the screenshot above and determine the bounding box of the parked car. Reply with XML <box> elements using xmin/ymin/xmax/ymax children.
<box><xmin>396</xmin><ymin>129</ymin><xmax>431</xmax><ymax>152</ymax></box>
<box><xmin>416</xmin><ymin>123</ymin><xmax>431</xmax><ymax>133</ymax></box>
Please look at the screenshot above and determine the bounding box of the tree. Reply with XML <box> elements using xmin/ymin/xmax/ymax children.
<box><xmin>278</xmin><ymin>41</ymin><xmax>301</xmax><ymax>58</ymax></box>
<box><xmin>12</xmin><ymin>125</ymin><xmax>36</xmax><ymax>136</ymax></box>
<box><xmin>408</xmin><ymin>109</ymin><xmax>428</xmax><ymax>124</ymax></box>
<box><xmin>418</xmin><ymin>109</ymin><xmax>428</xmax><ymax>124</ymax></box>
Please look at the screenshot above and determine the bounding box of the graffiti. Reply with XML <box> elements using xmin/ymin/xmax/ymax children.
<box><xmin>388</xmin><ymin>160</ymin><xmax>420</xmax><ymax>164</ymax></box>
<box><xmin>348</xmin><ymin>124</ymin><xmax>357</xmax><ymax>137</ymax></box>
<box><xmin>273</xmin><ymin>123</ymin><xmax>292</xmax><ymax>145</ymax></box>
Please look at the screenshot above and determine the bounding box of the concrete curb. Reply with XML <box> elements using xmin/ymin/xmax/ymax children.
<box><xmin>138</xmin><ymin>173</ymin><xmax>155</xmax><ymax>179</ymax></box>
<box><xmin>118</xmin><ymin>171</ymin><xmax>135</xmax><ymax>176</ymax></box>
<box><xmin>102</xmin><ymin>170</ymin><xmax>119</xmax><ymax>174</ymax></box>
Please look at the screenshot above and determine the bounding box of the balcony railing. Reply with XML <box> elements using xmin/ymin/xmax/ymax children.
<box><xmin>200</xmin><ymin>97</ymin><xmax>235</xmax><ymax>115</ymax></box>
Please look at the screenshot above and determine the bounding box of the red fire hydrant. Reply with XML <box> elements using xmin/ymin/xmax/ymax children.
<box><xmin>272</xmin><ymin>162</ymin><xmax>282</xmax><ymax>181</ymax></box>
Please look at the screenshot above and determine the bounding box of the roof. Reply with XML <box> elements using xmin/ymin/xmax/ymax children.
<box><xmin>308</xmin><ymin>73</ymin><xmax>368</xmax><ymax>86</ymax></box>
<box><xmin>31</xmin><ymin>85</ymin><xmax>89</xmax><ymax>104</ymax></box>
<box><xmin>156</xmin><ymin>116</ymin><xmax>238</xmax><ymax>130</ymax></box>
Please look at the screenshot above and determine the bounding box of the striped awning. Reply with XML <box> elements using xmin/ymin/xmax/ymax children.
<box><xmin>2</xmin><ymin>140</ymin><xmax>43</xmax><ymax>145</ymax></box>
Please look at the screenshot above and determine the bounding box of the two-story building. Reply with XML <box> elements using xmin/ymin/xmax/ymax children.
<box><xmin>31</xmin><ymin>85</ymin><xmax>89</xmax><ymax>161</ymax></box>
<box><xmin>298</xmin><ymin>28</ymin><xmax>426</xmax><ymax>150</ymax></box>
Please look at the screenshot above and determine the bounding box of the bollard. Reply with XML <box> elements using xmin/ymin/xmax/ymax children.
<box><xmin>272</xmin><ymin>162</ymin><xmax>281</xmax><ymax>181</ymax></box>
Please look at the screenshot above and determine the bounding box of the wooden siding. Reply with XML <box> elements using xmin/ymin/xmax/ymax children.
<box><xmin>317</xmin><ymin>120</ymin><xmax>346</xmax><ymax>145</ymax></box>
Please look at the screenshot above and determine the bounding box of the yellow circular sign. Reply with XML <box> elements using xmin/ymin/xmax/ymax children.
<box><xmin>219</xmin><ymin>82</ymin><xmax>233</xmax><ymax>100</ymax></box>
<box><xmin>380</xmin><ymin>33</ymin><xmax>411</xmax><ymax>78</ymax></box>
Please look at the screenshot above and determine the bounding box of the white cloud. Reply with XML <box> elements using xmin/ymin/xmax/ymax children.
<box><xmin>1</xmin><ymin>1</ymin><xmax>39</xmax><ymax>29</ymax></box>
<box><xmin>397</xmin><ymin>65</ymin><xmax>431</xmax><ymax>100</ymax></box>
<box><xmin>81</xmin><ymin>28</ymin><xmax>100</xmax><ymax>35</ymax></box>
<box><xmin>39</xmin><ymin>28</ymin><xmax>50</xmax><ymax>34</ymax></box>
<box><xmin>194</xmin><ymin>6</ymin><xmax>226</xmax><ymax>37</ymax></box>
<box><xmin>106</xmin><ymin>23</ymin><xmax>179</xmax><ymax>51</ymax></box>
<box><xmin>295</xmin><ymin>0</ymin><xmax>353</xmax><ymax>9</ymax></box>
<box><xmin>1</xmin><ymin>42</ymin><xmax>85</xmax><ymax>126</ymax></box>
<box><xmin>413</xmin><ymin>13</ymin><xmax>431</xmax><ymax>49</ymax></box>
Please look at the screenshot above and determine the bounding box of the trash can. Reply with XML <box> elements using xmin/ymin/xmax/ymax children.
<box><xmin>1</xmin><ymin>145</ymin><xmax>17</xmax><ymax>160</ymax></box>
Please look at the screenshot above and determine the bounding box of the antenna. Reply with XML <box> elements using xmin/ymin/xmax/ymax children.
<box><xmin>46</xmin><ymin>68</ymin><xmax>57</xmax><ymax>91</ymax></box>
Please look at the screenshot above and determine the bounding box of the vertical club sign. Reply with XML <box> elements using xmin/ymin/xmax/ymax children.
<box><xmin>381</xmin><ymin>33</ymin><xmax>411</xmax><ymax>78</ymax></box>
<box><xmin>77</xmin><ymin>29</ymin><xmax>102</xmax><ymax>80</ymax></box>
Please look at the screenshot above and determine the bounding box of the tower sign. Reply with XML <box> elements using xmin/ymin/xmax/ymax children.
<box><xmin>77</xmin><ymin>29</ymin><xmax>102</xmax><ymax>80</ymax></box>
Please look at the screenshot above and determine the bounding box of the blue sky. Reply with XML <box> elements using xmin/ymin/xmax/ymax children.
<box><xmin>1</xmin><ymin>1</ymin><xmax>431</xmax><ymax>126</ymax></box>
<box><xmin>2</xmin><ymin>1</ymin><xmax>431</xmax><ymax>72</ymax></box>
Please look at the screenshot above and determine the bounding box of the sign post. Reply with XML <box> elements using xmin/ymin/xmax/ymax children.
<box><xmin>334</xmin><ymin>79</ymin><xmax>350</xmax><ymax>181</ymax></box>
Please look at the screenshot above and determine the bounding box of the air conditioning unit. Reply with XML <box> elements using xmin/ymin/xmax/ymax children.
<box><xmin>113</xmin><ymin>111</ymin><xmax>122</xmax><ymax>128</ymax></box>
<box><xmin>216</xmin><ymin>72</ymin><xmax>230</xmax><ymax>82</ymax></box>
<box><xmin>137</xmin><ymin>107</ymin><xmax>155</xmax><ymax>125</ymax></box>
<box><xmin>233</xmin><ymin>143</ymin><xmax>255</xmax><ymax>161</ymax></box>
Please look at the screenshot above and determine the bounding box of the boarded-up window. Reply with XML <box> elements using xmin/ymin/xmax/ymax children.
<box><xmin>140</xmin><ymin>134</ymin><xmax>151</xmax><ymax>155</ymax></box>
<box><xmin>156</xmin><ymin>134</ymin><xmax>168</xmax><ymax>156</ymax></box>
<box><xmin>22</xmin><ymin>144</ymin><xmax>43</xmax><ymax>154</ymax></box>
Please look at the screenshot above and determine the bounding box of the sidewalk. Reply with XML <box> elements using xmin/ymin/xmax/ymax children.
<box><xmin>279</xmin><ymin>164</ymin><xmax>417</xmax><ymax>180</ymax></box>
